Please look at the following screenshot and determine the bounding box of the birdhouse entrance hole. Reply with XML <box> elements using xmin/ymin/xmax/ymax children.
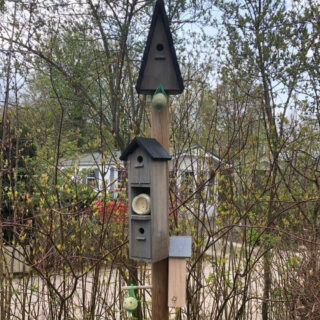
<box><xmin>156</xmin><ymin>43</ymin><xmax>164</xmax><ymax>51</ymax></box>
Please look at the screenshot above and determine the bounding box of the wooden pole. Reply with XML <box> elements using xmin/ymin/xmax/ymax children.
<box><xmin>151</xmin><ymin>99</ymin><xmax>169</xmax><ymax>320</ymax></box>
<box><xmin>151</xmin><ymin>100</ymin><xmax>169</xmax><ymax>151</ymax></box>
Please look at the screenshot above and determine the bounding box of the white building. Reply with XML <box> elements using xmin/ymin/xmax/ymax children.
<box><xmin>61</xmin><ymin>146</ymin><xmax>221</xmax><ymax>216</ymax></box>
<box><xmin>61</xmin><ymin>151</ymin><xmax>126</xmax><ymax>193</ymax></box>
<box><xmin>169</xmin><ymin>145</ymin><xmax>221</xmax><ymax>217</ymax></box>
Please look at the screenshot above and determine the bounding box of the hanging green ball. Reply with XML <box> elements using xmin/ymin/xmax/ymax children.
<box><xmin>152</xmin><ymin>92</ymin><xmax>167</xmax><ymax>112</ymax></box>
<box><xmin>123</xmin><ymin>296</ymin><xmax>138</xmax><ymax>311</ymax></box>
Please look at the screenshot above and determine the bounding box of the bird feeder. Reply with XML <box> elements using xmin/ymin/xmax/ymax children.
<box><xmin>168</xmin><ymin>236</ymin><xmax>192</xmax><ymax>308</ymax></box>
<box><xmin>152</xmin><ymin>84</ymin><xmax>168</xmax><ymax>112</ymax></box>
<box><xmin>123</xmin><ymin>284</ymin><xmax>139</xmax><ymax>314</ymax></box>
<box><xmin>132</xmin><ymin>193</ymin><xmax>151</xmax><ymax>215</ymax></box>
<box><xmin>120</xmin><ymin>137</ymin><xmax>172</xmax><ymax>262</ymax></box>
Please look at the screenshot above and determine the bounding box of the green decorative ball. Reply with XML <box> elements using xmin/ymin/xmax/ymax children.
<box><xmin>123</xmin><ymin>296</ymin><xmax>138</xmax><ymax>311</ymax></box>
<box><xmin>152</xmin><ymin>92</ymin><xmax>167</xmax><ymax>111</ymax></box>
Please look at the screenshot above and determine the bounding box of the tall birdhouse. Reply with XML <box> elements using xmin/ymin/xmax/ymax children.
<box><xmin>120</xmin><ymin>137</ymin><xmax>171</xmax><ymax>262</ymax></box>
<box><xmin>136</xmin><ymin>0</ymin><xmax>184</xmax><ymax>95</ymax></box>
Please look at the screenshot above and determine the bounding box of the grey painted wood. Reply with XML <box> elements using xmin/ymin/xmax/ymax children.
<box><xmin>127</xmin><ymin>146</ymin><xmax>169</xmax><ymax>262</ymax></box>
<box><xmin>128</xmin><ymin>146</ymin><xmax>152</xmax><ymax>261</ymax></box>
<box><xmin>135</xmin><ymin>0</ymin><xmax>184</xmax><ymax>95</ymax></box>
<box><xmin>129</xmin><ymin>149</ymin><xmax>151</xmax><ymax>184</ymax></box>
<box><xmin>169</xmin><ymin>236</ymin><xmax>192</xmax><ymax>258</ymax></box>
<box><xmin>139</xmin><ymin>14</ymin><xmax>180</xmax><ymax>94</ymax></box>
<box><xmin>131</xmin><ymin>218</ymin><xmax>152</xmax><ymax>259</ymax></box>
<box><xmin>151</xmin><ymin>161</ymin><xmax>169</xmax><ymax>262</ymax></box>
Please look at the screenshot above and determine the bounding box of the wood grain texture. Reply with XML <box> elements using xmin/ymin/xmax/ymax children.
<box><xmin>151</xmin><ymin>161</ymin><xmax>169</xmax><ymax>262</ymax></box>
<box><xmin>130</xmin><ymin>218</ymin><xmax>151</xmax><ymax>259</ymax></box>
<box><xmin>168</xmin><ymin>258</ymin><xmax>186</xmax><ymax>307</ymax></box>
<box><xmin>129</xmin><ymin>149</ymin><xmax>151</xmax><ymax>184</ymax></box>
<box><xmin>151</xmin><ymin>99</ymin><xmax>170</xmax><ymax>319</ymax></box>
<box><xmin>151</xmin><ymin>100</ymin><xmax>169</xmax><ymax>152</ymax></box>
<box><xmin>152</xmin><ymin>258</ymin><xmax>169</xmax><ymax>319</ymax></box>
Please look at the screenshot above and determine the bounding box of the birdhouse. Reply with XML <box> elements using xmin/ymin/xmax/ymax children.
<box><xmin>136</xmin><ymin>0</ymin><xmax>184</xmax><ymax>95</ymax></box>
<box><xmin>120</xmin><ymin>137</ymin><xmax>171</xmax><ymax>262</ymax></box>
<box><xmin>168</xmin><ymin>236</ymin><xmax>192</xmax><ymax>308</ymax></box>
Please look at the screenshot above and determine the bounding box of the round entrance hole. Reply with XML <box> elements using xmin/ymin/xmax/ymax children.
<box><xmin>139</xmin><ymin>228</ymin><xmax>145</xmax><ymax>234</ymax></box>
<box><xmin>156</xmin><ymin>43</ymin><xmax>164</xmax><ymax>51</ymax></box>
<box><xmin>137</xmin><ymin>155</ymin><xmax>143</xmax><ymax>163</ymax></box>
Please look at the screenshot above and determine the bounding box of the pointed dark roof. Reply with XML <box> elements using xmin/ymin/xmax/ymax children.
<box><xmin>120</xmin><ymin>137</ymin><xmax>172</xmax><ymax>161</ymax></box>
<box><xmin>136</xmin><ymin>0</ymin><xmax>184</xmax><ymax>95</ymax></box>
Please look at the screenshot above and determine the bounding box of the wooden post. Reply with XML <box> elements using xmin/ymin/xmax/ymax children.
<box><xmin>134</xmin><ymin>0</ymin><xmax>184</xmax><ymax>315</ymax></box>
<box><xmin>151</xmin><ymin>99</ymin><xmax>169</xmax><ymax>320</ymax></box>
<box><xmin>168</xmin><ymin>258</ymin><xmax>187</xmax><ymax>307</ymax></box>
<box><xmin>168</xmin><ymin>236</ymin><xmax>192</xmax><ymax>308</ymax></box>
<box><xmin>151</xmin><ymin>99</ymin><xmax>169</xmax><ymax>150</ymax></box>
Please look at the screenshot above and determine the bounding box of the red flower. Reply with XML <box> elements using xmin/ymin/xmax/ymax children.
<box><xmin>94</xmin><ymin>200</ymin><xmax>127</xmax><ymax>225</ymax></box>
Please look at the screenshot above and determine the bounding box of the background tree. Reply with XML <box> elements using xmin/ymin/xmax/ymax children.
<box><xmin>0</xmin><ymin>0</ymin><xmax>319</xmax><ymax>319</ymax></box>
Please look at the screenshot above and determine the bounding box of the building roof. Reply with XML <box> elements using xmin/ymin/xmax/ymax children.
<box><xmin>61</xmin><ymin>144</ymin><xmax>220</xmax><ymax>168</ymax></box>
<box><xmin>61</xmin><ymin>151</ymin><xmax>120</xmax><ymax>167</ymax></box>
<box><xmin>175</xmin><ymin>145</ymin><xmax>221</xmax><ymax>165</ymax></box>
<box><xmin>120</xmin><ymin>137</ymin><xmax>172</xmax><ymax>161</ymax></box>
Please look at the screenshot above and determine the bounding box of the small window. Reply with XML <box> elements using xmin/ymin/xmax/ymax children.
<box><xmin>117</xmin><ymin>168</ymin><xmax>127</xmax><ymax>189</ymax></box>
<box><xmin>181</xmin><ymin>171</ymin><xmax>194</xmax><ymax>196</ymax></box>
<box><xmin>86</xmin><ymin>170</ymin><xmax>99</xmax><ymax>188</ymax></box>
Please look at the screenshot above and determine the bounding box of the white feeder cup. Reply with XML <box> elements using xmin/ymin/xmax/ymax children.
<box><xmin>132</xmin><ymin>193</ymin><xmax>151</xmax><ymax>215</ymax></box>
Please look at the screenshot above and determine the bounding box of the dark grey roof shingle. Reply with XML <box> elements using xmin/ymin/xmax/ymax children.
<box><xmin>120</xmin><ymin>137</ymin><xmax>171</xmax><ymax>161</ymax></box>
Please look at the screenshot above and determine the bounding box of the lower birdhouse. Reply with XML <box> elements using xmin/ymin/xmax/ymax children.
<box><xmin>168</xmin><ymin>236</ymin><xmax>192</xmax><ymax>308</ymax></box>
<box><xmin>120</xmin><ymin>137</ymin><xmax>172</xmax><ymax>262</ymax></box>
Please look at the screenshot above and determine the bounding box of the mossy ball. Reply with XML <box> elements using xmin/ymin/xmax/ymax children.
<box><xmin>152</xmin><ymin>92</ymin><xmax>167</xmax><ymax>111</ymax></box>
<box><xmin>123</xmin><ymin>296</ymin><xmax>138</xmax><ymax>311</ymax></box>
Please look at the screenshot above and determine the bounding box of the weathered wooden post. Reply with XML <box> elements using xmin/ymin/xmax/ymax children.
<box><xmin>168</xmin><ymin>236</ymin><xmax>192</xmax><ymax>308</ymax></box>
<box><xmin>137</xmin><ymin>1</ymin><xmax>184</xmax><ymax>318</ymax></box>
<box><xmin>121</xmin><ymin>0</ymin><xmax>184</xmax><ymax>318</ymax></box>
